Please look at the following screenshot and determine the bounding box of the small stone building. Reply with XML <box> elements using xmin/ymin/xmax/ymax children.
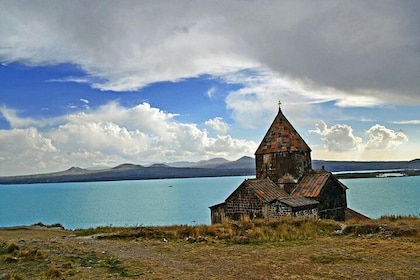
<box><xmin>210</xmin><ymin>105</ymin><xmax>349</xmax><ymax>223</ymax></box>
<box><xmin>210</xmin><ymin>178</ymin><xmax>319</xmax><ymax>224</ymax></box>
<box><xmin>292</xmin><ymin>170</ymin><xmax>348</xmax><ymax>220</ymax></box>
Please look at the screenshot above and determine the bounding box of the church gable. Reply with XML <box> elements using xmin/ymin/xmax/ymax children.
<box><xmin>255</xmin><ymin>108</ymin><xmax>311</xmax><ymax>155</ymax></box>
<box><xmin>224</xmin><ymin>180</ymin><xmax>267</xmax><ymax>220</ymax></box>
<box><xmin>255</xmin><ymin>108</ymin><xmax>312</xmax><ymax>182</ymax></box>
<box><xmin>224</xmin><ymin>179</ymin><xmax>288</xmax><ymax>219</ymax></box>
<box><xmin>292</xmin><ymin>170</ymin><xmax>348</xmax><ymax>220</ymax></box>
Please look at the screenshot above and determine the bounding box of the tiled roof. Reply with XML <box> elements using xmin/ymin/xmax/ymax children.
<box><xmin>292</xmin><ymin>171</ymin><xmax>330</xmax><ymax>198</ymax></box>
<box><xmin>255</xmin><ymin>108</ymin><xmax>311</xmax><ymax>155</ymax></box>
<box><xmin>292</xmin><ymin>170</ymin><xmax>347</xmax><ymax>198</ymax></box>
<box><xmin>241</xmin><ymin>178</ymin><xmax>289</xmax><ymax>203</ymax></box>
<box><xmin>277</xmin><ymin>196</ymin><xmax>319</xmax><ymax>208</ymax></box>
<box><xmin>237</xmin><ymin>179</ymin><xmax>318</xmax><ymax>207</ymax></box>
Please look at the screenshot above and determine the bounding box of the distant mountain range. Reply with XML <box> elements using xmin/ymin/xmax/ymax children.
<box><xmin>0</xmin><ymin>157</ymin><xmax>419</xmax><ymax>185</ymax></box>
<box><xmin>0</xmin><ymin>156</ymin><xmax>255</xmax><ymax>185</ymax></box>
<box><xmin>166</xmin><ymin>156</ymin><xmax>255</xmax><ymax>169</ymax></box>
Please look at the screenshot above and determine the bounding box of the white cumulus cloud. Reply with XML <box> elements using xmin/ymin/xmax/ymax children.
<box><xmin>0</xmin><ymin>106</ymin><xmax>63</xmax><ymax>128</ymax></box>
<box><xmin>311</xmin><ymin>121</ymin><xmax>409</xmax><ymax>154</ymax></box>
<box><xmin>205</xmin><ymin>117</ymin><xmax>229</xmax><ymax>134</ymax></box>
<box><xmin>0</xmin><ymin>127</ymin><xmax>57</xmax><ymax>174</ymax></box>
<box><xmin>365</xmin><ymin>124</ymin><xmax>408</xmax><ymax>150</ymax></box>
<box><xmin>0</xmin><ymin>102</ymin><xmax>257</xmax><ymax>175</ymax></box>
<box><xmin>311</xmin><ymin>121</ymin><xmax>362</xmax><ymax>152</ymax></box>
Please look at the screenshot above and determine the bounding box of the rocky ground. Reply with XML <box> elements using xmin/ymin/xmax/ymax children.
<box><xmin>0</xmin><ymin>220</ymin><xmax>419</xmax><ymax>279</ymax></box>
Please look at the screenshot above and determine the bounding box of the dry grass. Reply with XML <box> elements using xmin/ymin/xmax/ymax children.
<box><xmin>1</xmin><ymin>216</ymin><xmax>419</xmax><ymax>279</ymax></box>
<box><xmin>344</xmin><ymin>215</ymin><xmax>420</xmax><ymax>238</ymax></box>
<box><xmin>75</xmin><ymin>217</ymin><xmax>343</xmax><ymax>243</ymax></box>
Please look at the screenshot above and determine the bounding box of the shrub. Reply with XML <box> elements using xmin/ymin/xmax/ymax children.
<box><xmin>18</xmin><ymin>248</ymin><xmax>45</xmax><ymax>261</ymax></box>
<box><xmin>32</xmin><ymin>222</ymin><xmax>64</xmax><ymax>229</ymax></box>
<box><xmin>45</xmin><ymin>265</ymin><xmax>61</xmax><ymax>278</ymax></box>
<box><xmin>6</xmin><ymin>241</ymin><xmax>19</xmax><ymax>254</ymax></box>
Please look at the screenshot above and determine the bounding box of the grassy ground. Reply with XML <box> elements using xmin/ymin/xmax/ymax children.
<box><xmin>0</xmin><ymin>217</ymin><xmax>419</xmax><ymax>279</ymax></box>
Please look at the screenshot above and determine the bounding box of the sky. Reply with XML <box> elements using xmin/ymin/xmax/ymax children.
<box><xmin>0</xmin><ymin>1</ymin><xmax>419</xmax><ymax>176</ymax></box>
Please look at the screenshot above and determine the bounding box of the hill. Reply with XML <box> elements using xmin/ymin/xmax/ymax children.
<box><xmin>215</xmin><ymin>156</ymin><xmax>254</xmax><ymax>169</ymax></box>
<box><xmin>408</xmin><ymin>159</ymin><xmax>420</xmax><ymax>169</ymax></box>
<box><xmin>167</xmin><ymin>158</ymin><xmax>230</xmax><ymax>168</ymax></box>
<box><xmin>0</xmin><ymin>157</ymin><xmax>255</xmax><ymax>185</ymax></box>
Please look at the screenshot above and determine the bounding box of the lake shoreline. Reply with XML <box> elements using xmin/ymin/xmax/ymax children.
<box><xmin>1</xmin><ymin>168</ymin><xmax>419</xmax><ymax>185</ymax></box>
<box><xmin>335</xmin><ymin>169</ymin><xmax>420</xmax><ymax>179</ymax></box>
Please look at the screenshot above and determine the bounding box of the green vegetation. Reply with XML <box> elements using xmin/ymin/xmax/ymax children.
<box><xmin>31</xmin><ymin>222</ymin><xmax>64</xmax><ymax>229</ymax></box>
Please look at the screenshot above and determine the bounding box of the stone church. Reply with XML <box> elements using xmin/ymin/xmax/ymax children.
<box><xmin>210</xmin><ymin>105</ymin><xmax>350</xmax><ymax>223</ymax></box>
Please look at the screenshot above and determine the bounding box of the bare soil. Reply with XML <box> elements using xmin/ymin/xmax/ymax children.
<box><xmin>1</xmin><ymin>225</ymin><xmax>419</xmax><ymax>279</ymax></box>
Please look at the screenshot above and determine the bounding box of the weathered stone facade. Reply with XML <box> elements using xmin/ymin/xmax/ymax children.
<box><xmin>255</xmin><ymin>108</ymin><xmax>312</xmax><ymax>182</ymax></box>
<box><xmin>267</xmin><ymin>200</ymin><xmax>318</xmax><ymax>219</ymax></box>
<box><xmin>256</xmin><ymin>152</ymin><xmax>312</xmax><ymax>183</ymax></box>
<box><xmin>267</xmin><ymin>200</ymin><xmax>292</xmax><ymax>218</ymax></box>
<box><xmin>316</xmin><ymin>178</ymin><xmax>347</xmax><ymax>220</ymax></box>
<box><xmin>225</xmin><ymin>184</ymin><xmax>265</xmax><ymax>220</ymax></box>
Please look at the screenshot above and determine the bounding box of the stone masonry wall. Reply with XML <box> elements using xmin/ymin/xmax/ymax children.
<box><xmin>268</xmin><ymin>201</ymin><xmax>292</xmax><ymax>218</ymax></box>
<box><xmin>292</xmin><ymin>207</ymin><xmax>318</xmax><ymax>218</ymax></box>
<box><xmin>256</xmin><ymin>151</ymin><xmax>311</xmax><ymax>182</ymax></box>
<box><xmin>268</xmin><ymin>201</ymin><xmax>319</xmax><ymax>219</ymax></box>
<box><xmin>225</xmin><ymin>186</ymin><xmax>264</xmax><ymax>220</ymax></box>
<box><xmin>318</xmin><ymin>179</ymin><xmax>347</xmax><ymax>221</ymax></box>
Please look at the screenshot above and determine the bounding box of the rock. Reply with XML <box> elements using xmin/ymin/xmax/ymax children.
<box><xmin>197</xmin><ymin>236</ymin><xmax>208</xmax><ymax>243</ymax></box>
<box><xmin>0</xmin><ymin>273</ymin><xmax>11</xmax><ymax>280</ymax></box>
<box><xmin>4</xmin><ymin>256</ymin><xmax>18</xmax><ymax>263</ymax></box>
<box><xmin>234</xmin><ymin>236</ymin><xmax>250</xmax><ymax>244</ymax></box>
<box><xmin>186</xmin><ymin>236</ymin><xmax>196</xmax><ymax>243</ymax></box>
<box><xmin>61</xmin><ymin>262</ymin><xmax>73</xmax><ymax>269</ymax></box>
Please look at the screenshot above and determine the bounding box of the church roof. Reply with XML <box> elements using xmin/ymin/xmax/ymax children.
<box><xmin>292</xmin><ymin>170</ymin><xmax>348</xmax><ymax>198</ymax></box>
<box><xmin>255</xmin><ymin>108</ymin><xmax>311</xmax><ymax>155</ymax></box>
<box><xmin>276</xmin><ymin>196</ymin><xmax>319</xmax><ymax>208</ymax></box>
<box><xmin>228</xmin><ymin>178</ymin><xmax>289</xmax><ymax>203</ymax></box>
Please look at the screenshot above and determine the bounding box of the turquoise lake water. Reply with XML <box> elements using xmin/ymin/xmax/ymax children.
<box><xmin>0</xmin><ymin>176</ymin><xmax>419</xmax><ymax>229</ymax></box>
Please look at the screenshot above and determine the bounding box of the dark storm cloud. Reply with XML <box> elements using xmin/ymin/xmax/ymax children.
<box><xmin>0</xmin><ymin>0</ymin><xmax>419</xmax><ymax>103</ymax></box>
